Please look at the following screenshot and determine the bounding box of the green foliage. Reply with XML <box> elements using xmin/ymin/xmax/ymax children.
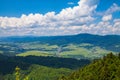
<box><xmin>15</xmin><ymin>66</ymin><xmax>20</xmax><ymax>80</ymax></box>
<box><xmin>23</xmin><ymin>76</ymin><xmax>29</xmax><ymax>80</ymax></box>
<box><xmin>1</xmin><ymin>54</ymin><xmax>89</xmax><ymax>80</ymax></box>
<box><xmin>2</xmin><ymin>65</ymin><xmax>72</xmax><ymax>80</ymax></box>
<box><xmin>60</xmin><ymin>53</ymin><xmax>120</xmax><ymax>80</ymax></box>
<box><xmin>15</xmin><ymin>66</ymin><xmax>29</xmax><ymax>80</ymax></box>
<box><xmin>27</xmin><ymin>65</ymin><xmax>72</xmax><ymax>80</ymax></box>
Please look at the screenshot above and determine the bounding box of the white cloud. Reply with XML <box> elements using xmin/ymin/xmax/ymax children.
<box><xmin>96</xmin><ymin>3</ymin><xmax>120</xmax><ymax>16</ymax></box>
<box><xmin>0</xmin><ymin>0</ymin><xmax>120</xmax><ymax>36</ymax></box>
<box><xmin>102</xmin><ymin>14</ymin><xmax>112</xmax><ymax>21</ymax></box>
<box><xmin>106</xmin><ymin>3</ymin><xmax>120</xmax><ymax>15</ymax></box>
<box><xmin>0</xmin><ymin>0</ymin><xmax>97</xmax><ymax>28</ymax></box>
<box><xmin>68</xmin><ymin>2</ymin><xmax>74</xmax><ymax>5</ymax></box>
<box><xmin>0</xmin><ymin>0</ymin><xmax>97</xmax><ymax>36</ymax></box>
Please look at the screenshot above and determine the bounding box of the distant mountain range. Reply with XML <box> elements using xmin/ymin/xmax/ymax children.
<box><xmin>0</xmin><ymin>33</ymin><xmax>120</xmax><ymax>52</ymax></box>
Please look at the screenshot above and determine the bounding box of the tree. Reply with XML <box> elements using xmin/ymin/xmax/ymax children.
<box><xmin>59</xmin><ymin>75</ymin><xmax>68</xmax><ymax>80</ymax></box>
<box><xmin>15</xmin><ymin>66</ymin><xmax>20</xmax><ymax>80</ymax></box>
<box><xmin>118</xmin><ymin>52</ymin><xmax>120</xmax><ymax>59</ymax></box>
<box><xmin>23</xmin><ymin>76</ymin><xmax>29</xmax><ymax>80</ymax></box>
<box><xmin>0</xmin><ymin>74</ymin><xmax>4</xmax><ymax>80</ymax></box>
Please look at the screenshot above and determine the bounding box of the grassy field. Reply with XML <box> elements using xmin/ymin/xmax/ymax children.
<box><xmin>59</xmin><ymin>44</ymin><xmax>115</xmax><ymax>59</ymax></box>
<box><xmin>16</xmin><ymin>43</ymin><xmax>115</xmax><ymax>59</ymax></box>
<box><xmin>17</xmin><ymin>50</ymin><xmax>54</xmax><ymax>57</ymax></box>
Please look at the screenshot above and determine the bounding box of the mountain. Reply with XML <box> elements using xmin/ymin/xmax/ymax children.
<box><xmin>0</xmin><ymin>34</ymin><xmax>120</xmax><ymax>59</ymax></box>
<box><xmin>0</xmin><ymin>34</ymin><xmax>120</xmax><ymax>52</ymax></box>
<box><xmin>59</xmin><ymin>53</ymin><xmax>120</xmax><ymax>80</ymax></box>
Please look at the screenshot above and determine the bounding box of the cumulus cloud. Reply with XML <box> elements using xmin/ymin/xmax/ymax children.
<box><xmin>102</xmin><ymin>14</ymin><xmax>112</xmax><ymax>21</ymax></box>
<box><xmin>0</xmin><ymin>0</ymin><xmax>97</xmax><ymax>36</ymax></box>
<box><xmin>0</xmin><ymin>0</ymin><xmax>97</xmax><ymax>28</ymax></box>
<box><xmin>0</xmin><ymin>0</ymin><xmax>120</xmax><ymax>36</ymax></box>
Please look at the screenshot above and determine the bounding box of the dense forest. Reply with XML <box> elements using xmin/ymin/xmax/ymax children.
<box><xmin>0</xmin><ymin>54</ymin><xmax>90</xmax><ymax>80</ymax></box>
<box><xmin>59</xmin><ymin>53</ymin><xmax>120</xmax><ymax>80</ymax></box>
<box><xmin>1</xmin><ymin>53</ymin><xmax>120</xmax><ymax>80</ymax></box>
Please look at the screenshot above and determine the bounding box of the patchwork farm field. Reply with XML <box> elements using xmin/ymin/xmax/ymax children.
<box><xmin>15</xmin><ymin>43</ymin><xmax>115</xmax><ymax>59</ymax></box>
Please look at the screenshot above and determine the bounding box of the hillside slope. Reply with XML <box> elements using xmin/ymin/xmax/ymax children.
<box><xmin>59</xmin><ymin>53</ymin><xmax>120</xmax><ymax>80</ymax></box>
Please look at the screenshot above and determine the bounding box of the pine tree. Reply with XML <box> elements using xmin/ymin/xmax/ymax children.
<box><xmin>15</xmin><ymin>66</ymin><xmax>20</xmax><ymax>80</ymax></box>
<box><xmin>23</xmin><ymin>76</ymin><xmax>29</xmax><ymax>80</ymax></box>
<box><xmin>59</xmin><ymin>75</ymin><xmax>67</xmax><ymax>80</ymax></box>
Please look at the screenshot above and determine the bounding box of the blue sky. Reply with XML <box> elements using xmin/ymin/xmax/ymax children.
<box><xmin>0</xmin><ymin>0</ymin><xmax>79</xmax><ymax>17</ymax></box>
<box><xmin>0</xmin><ymin>0</ymin><xmax>120</xmax><ymax>36</ymax></box>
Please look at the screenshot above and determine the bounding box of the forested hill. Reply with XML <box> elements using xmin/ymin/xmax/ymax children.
<box><xmin>0</xmin><ymin>54</ymin><xmax>90</xmax><ymax>80</ymax></box>
<box><xmin>0</xmin><ymin>34</ymin><xmax>120</xmax><ymax>52</ymax></box>
<box><xmin>59</xmin><ymin>53</ymin><xmax>120</xmax><ymax>80</ymax></box>
<box><xmin>0</xmin><ymin>54</ymin><xmax>90</xmax><ymax>75</ymax></box>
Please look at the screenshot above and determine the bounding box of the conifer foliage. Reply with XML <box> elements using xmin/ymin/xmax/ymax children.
<box><xmin>15</xmin><ymin>66</ymin><xmax>29</xmax><ymax>80</ymax></box>
<box><xmin>15</xmin><ymin>66</ymin><xmax>20</xmax><ymax>80</ymax></box>
<box><xmin>59</xmin><ymin>53</ymin><xmax>120</xmax><ymax>80</ymax></box>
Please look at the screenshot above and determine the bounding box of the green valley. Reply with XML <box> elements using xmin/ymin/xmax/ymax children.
<box><xmin>0</xmin><ymin>34</ymin><xmax>120</xmax><ymax>80</ymax></box>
